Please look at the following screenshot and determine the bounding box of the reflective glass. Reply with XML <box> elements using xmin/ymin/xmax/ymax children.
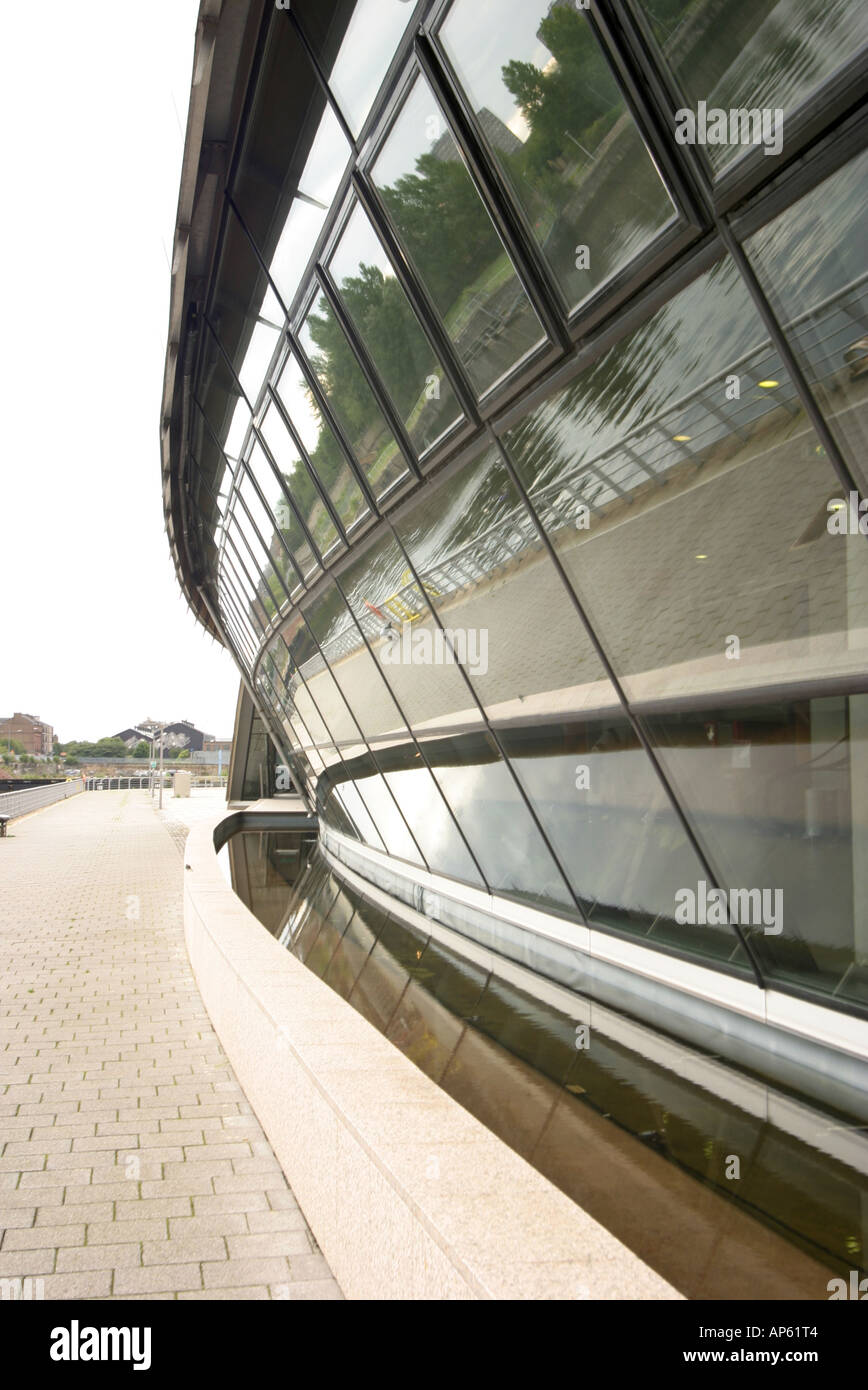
<box><xmin>250</xmin><ymin>429</ymin><xmax>336</xmax><ymax>569</ymax></box>
<box><xmin>439</xmin><ymin>0</ymin><xmax>676</xmax><ymax>310</ymax></box>
<box><xmin>645</xmin><ymin>695</ymin><xmax>868</xmax><ymax>1006</ymax></box>
<box><xmin>391</xmin><ymin>445</ymin><xmax>732</xmax><ymax>948</ymax></box>
<box><xmin>636</xmin><ymin>0</ymin><xmax>868</xmax><ymax>173</ymax></box>
<box><xmin>272</xmin><ymin>354</ymin><xmax>370</xmax><ymax>533</ymax></box>
<box><xmin>237</xmin><ymin>468</ymin><xmax>303</xmax><ymax>599</ymax></box>
<box><xmin>504</xmin><ymin>255</ymin><xmax>868</xmax><ymax>1003</ymax></box>
<box><xmin>258</xmin><ymin>401</ymin><xmax>341</xmax><ymax>562</ymax></box>
<box><xmin>329</xmin><ymin>203</ymin><xmax>463</xmax><ymax>454</ymax></box>
<box><xmin>503</xmin><ymin>256</ymin><xmax>868</xmax><ymax>700</ymax></box>
<box><xmin>745</xmin><ymin>148</ymin><xmax>868</xmax><ymax>496</ymax></box>
<box><xmin>225</xmin><ymin>506</ymin><xmax>287</xmax><ymax>620</ymax></box>
<box><xmin>268</xmin><ymin>103</ymin><xmax>352</xmax><ymax>311</ymax></box>
<box><xmin>371</xmin><ymin>74</ymin><xmax>545</xmax><ymax>395</ymax></box>
<box><xmin>299</xmin><ymin>309</ymin><xmax>408</xmax><ymax>498</ymax></box>
<box><xmin>293</xmin><ymin>0</ymin><xmax>416</xmax><ymax>136</ymax></box>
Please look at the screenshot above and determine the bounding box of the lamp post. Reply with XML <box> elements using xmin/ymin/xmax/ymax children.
<box><xmin>158</xmin><ymin>723</ymin><xmax>165</xmax><ymax>810</ymax></box>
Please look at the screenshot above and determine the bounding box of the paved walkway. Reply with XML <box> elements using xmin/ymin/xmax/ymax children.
<box><xmin>0</xmin><ymin>789</ymin><xmax>342</xmax><ymax>1300</ymax></box>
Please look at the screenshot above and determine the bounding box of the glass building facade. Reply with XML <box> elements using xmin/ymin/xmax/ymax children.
<box><xmin>163</xmin><ymin>0</ymin><xmax>868</xmax><ymax>1040</ymax></box>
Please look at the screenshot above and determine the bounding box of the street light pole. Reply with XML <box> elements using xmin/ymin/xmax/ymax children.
<box><xmin>158</xmin><ymin>723</ymin><xmax>164</xmax><ymax>810</ymax></box>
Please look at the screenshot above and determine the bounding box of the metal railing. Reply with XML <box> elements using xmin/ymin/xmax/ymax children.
<box><xmin>0</xmin><ymin>780</ymin><xmax>83</xmax><ymax>821</ymax></box>
<box><xmin>85</xmin><ymin>776</ymin><xmax>153</xmax><ymax>791</ymax></box>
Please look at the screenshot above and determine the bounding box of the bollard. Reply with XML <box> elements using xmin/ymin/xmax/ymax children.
<box><xmin>0</xmin><ymin>816</ymin><xmax>8</xmax><ymax>838</ymax></box>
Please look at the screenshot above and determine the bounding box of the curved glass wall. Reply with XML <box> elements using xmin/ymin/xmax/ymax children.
<box><xmin>175</xmin><ymin>0</ymin><xmax>868</xmax><ymax>1020</ymax></box>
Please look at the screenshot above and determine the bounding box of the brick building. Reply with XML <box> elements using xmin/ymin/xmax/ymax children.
<box><xmin>0</xmin><ymin>712</ymin><xmax>54</xmax><ymax>755</ymax></box>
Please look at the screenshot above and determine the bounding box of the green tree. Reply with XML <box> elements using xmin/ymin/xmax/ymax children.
<box><xmin>502</xmin><ymin>5</ymin><xmax>620</xmax><ymax>176</ymax></box>
<box><xmin>131</xmin><ymin>741</ymin><xmax>149</xmax><ymax>759</ymax></box>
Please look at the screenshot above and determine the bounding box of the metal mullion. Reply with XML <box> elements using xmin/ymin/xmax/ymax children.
<box><xmin>264</xmin><ymin>384</ymin><xmax>348</xmax><ymax>544</ymax></box>
<box><xmin>235</xmin><ymin>461</ymin><xmax>309</xmax><ymax>594</ymax></box>
<box><xmin>223</xmin><ymin>192</ymin><xmax>367</xmax><ymax>547</ymax></box>
<box><xmin>728</xmin><ymin>105</ymin><xmax>868</xmax><ymax>243</ymax></box>
<box><xmin>615</xmin><ymin>0</ymin><xmax>868</xmax><ymax>217</ymax></box>
<box><xmin>488</xmin><ymin>425</ymin><xmax>766</xmax><ymax>987</ymax></box>
<box><xmin>286</xmin><ymin>320</ymin><xmax>380</xmax><ymax>516</ymax></box>
<box><xmin>221</xmin><ymin>531</ymin><xmax>270</xmax><ymax>638</ymax></box>
<box><xmin>589</xmin><ymin>2</ymin><xmax>707</xmax><ymax>228</ymax></box>
<box><xmin>245</xmin><ymin>432</ymin><xmax>327</xmax><ymax>572</ymax></box>
<box><xmin>350</xmin><ymin>175</ymin><xmax>479</xmax><ymax>430</ymax></box>
<box><xmin>381</xmin><ymin>517</ymin><xmax>585</xmax><ymax>923</ymax></box>
<box><xmin>314</xmin><ymin>266</ymin><xmax>422</xmax><ymax>481</ymax></box>
<box><xmin>221</xmin><ymin>548</ymin><xmax>268</xmax><ymax>639</ymax></box>
<box><xmin>218</xmin><ymin>579</ymin><xmax>259</xmax><ymax>664</ymax></box>
<box><xmin>712</xmin><ymin>225</ymin><xmax>868</xmax><ymax>512</ymax></box>
<box><xmin>330</xmin><ymin>568</ymin><xmax>491</xmax><ymax>895</ymax></box>
<box><xmin>220</xmin><ymin>603</ymin><xmax>258</xmax><ymax>671</ymax></box>
<box><xmin>194</xmin><ymin>581</ymin><xmax>299</xmax><ymax>792</ymax></box>
<box><xmin>190</xmin><ymin>391</ymin><xmax>238</xmax><ymax>523</ymax></box>
<box><xmin>252</xmin><ymin>409</ymin><xmax>346</xmax><ymax>555</ymax></box>
<box><xmin>193</xmin><ymin>398</ymin><xmax>270</xmax><ymax>584</ymax></box>
<box><xmin>259</xmin><ymin>661</ymin><xmax>336</xmax><ymax>807</ymax></box>
<box><xmin>230</xmin><ymin>484</ymin><xmax>299</xmax><ymax>613</ymax></box>
<box><xmin>199</xmin><ymin>319</ymin><xmax>255</xmax><ymax>522</ymax></box>
<box><xmin>264</xmin><ymin>624</ymin><xmax>393</xmax><ymax>856</ymax></box>
<box><xmin>489</xmin><ymin>233</ymin><xmax>723</xmax><ymax>437</ymax></box>
<box><xmin>344</xmin><ymin>176</ymin><xmax>479</xmax><ymax>428</ymax></box>
<box><xmin>413</xmin><ymin>31</ymin><xmax>569</xmax><ymax>356</ymax></box>
<box><xmin>282</xmin><ymin>6</ymin><xmax>360</xmax><ymax>158</ymax></box>
<box><xmin>224</xmin><ymin>521</ymin><xmax>286</xmax><ymax>630</ymax></box>
<box><xmin>272</xmin><ymin>605</ymin><xmax>430</xmax><ymax>871</ymax></box>
<box><xmin>261</xmin><ymin>647</ymin><xmax>323</xmax><ymax>764</ymax></box>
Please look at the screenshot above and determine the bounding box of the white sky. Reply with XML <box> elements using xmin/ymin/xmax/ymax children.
<box><xmin>0</xmin><ymin>0</ymin><xmax>240</xmax><ymax>742</ymax></box>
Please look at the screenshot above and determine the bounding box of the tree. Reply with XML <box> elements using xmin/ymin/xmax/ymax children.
<box><xmin>131</xmin><ymin>741</ymin><xmax>149</xmax><ymax>759</ymax></box>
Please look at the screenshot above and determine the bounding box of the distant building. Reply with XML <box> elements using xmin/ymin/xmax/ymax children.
<box><xmin>115</xmin><ymin>727</ymin><xmax>152</xmax><ymax>749</ymax></box>
<box><xmin>203</xmin><ymin>738</ymin><xmax>232</xmax><ymax>754</ymax></box>
<box><xmin>114</xmin><ymin>720</ymin><xmax>214</xmax><ymax>753</ymax></box>
<box><xmin>0</xmin><ymin>712</ymin><xmax>54</xmax><ymax>755</ymax></box>
<box><xmin>430</xmin><ymin>106</ymin><xmax>522</xmax><ymax>163</ymax></box>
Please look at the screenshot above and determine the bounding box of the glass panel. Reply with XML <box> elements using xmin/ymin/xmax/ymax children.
<box><xmin>504</xmin><ymin>256</ymin><xmax>868</xmax><ymax>700</ymax></box>
<box><xmin>224</xmin><ymin>523</ymin><xmax>283</xmax><ymax>626</ymax></box>
<box><xmin>636</xmin><ymin>0</ymin><xmax>868</xmax><ymax>174</ymax></box>
<box><xmin>226</xmin><ymin>500</ymin><xmax>287</xmax><ymax>615</ymax></box>
<box><xmin>299</xmin><ymin>308</ymin><xmax>408</xmax><ymax>498</ymax></box>
<box><xmin>293</xmin><ymin>0</ymin><xmax>415</xmax><ymax>136</ymax></box>
<box><xmin>272</xmin><ymin>353</ymin><xmax>370</xmax><ymax>533</ymax></box>
<box><xmin>257</xmin><ymin>400</ymin><xmax>340</xmax><ymax>562</ymax></box>
<box><xmin>391</xmin><ymin>444</ymin><xmax>733</xmax><ymax>947</ymax></box>
<box><xmin>745</xmin><ymin>148</ymin><xmax>868</xmax><ymax>497</ymax></box>
<box><xmin>236</xmin><ymin>312</ymin><xmax>282</xmax><ymax>406</ymax></box>
<box><xmin>300</xmin><ymin>580</ymin><xmax>425</xmax><ymax>866</ymax></box>
<box><xmin>220</xmin><ymin>542</ymin><xmax>267</xmax><ymax>632</ymax></box>
<box><xmin>329</xmin><ymin>203</ymin><xmax>463</xmax><ymax>454</ymax></box>
<box><xmin>646</xmin><ymin>695</ymin><xmax>868</xmax><ymax>1007</ymax></box>
<box><xmin>237</xmin><ymin>466</ymin><xmax>304</xmax><ymax>598</ymax></box>
<box><xmin>371</xmin><ymin>74</ymin><xmax>545</xmax><ymax>395</ymax></box>
<box><xmin>439</xmin><ymin>0</ymin><xmax>676</xmax><ymax>310</ymax></box>
<box><xmin>503</xmin><ymin>254</ymin><xmax>868</xmax><ymax>1004</ymax></box>
<box><xmin>268</xmin><ymin>103</ymin><xmax>352</xmax><ymax>311</ymax></box>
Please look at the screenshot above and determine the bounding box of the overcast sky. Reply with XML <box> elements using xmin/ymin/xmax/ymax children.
<box><xmin>1</xmin><ymin>1</ymin><xmax>240</xmax><ymax>742</ymax></box>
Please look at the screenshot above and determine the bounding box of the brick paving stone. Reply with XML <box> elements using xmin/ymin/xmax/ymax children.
<box><xmin>0</xmin><ymin>791</ymin><xmax>342</xmax><ymax>1300</ymax></box>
